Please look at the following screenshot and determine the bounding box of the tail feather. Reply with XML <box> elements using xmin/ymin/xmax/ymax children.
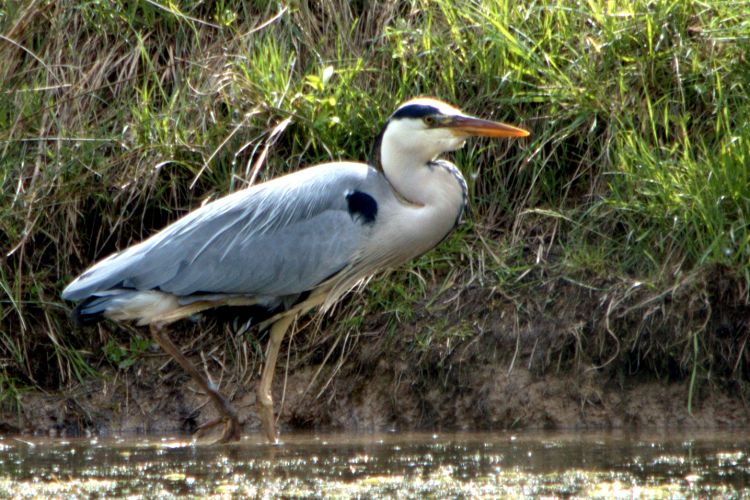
<box><xmin>71</xmin><ymin>296</ymin><xmax>109</xmax><ymax>326</ymax></box>
<box><xmin>68</xmin><ymin>290</ymin><xmax>179</xmax><ymax>326</ymax></box>
<box><xmin>67</xmin><ymin>289</ymin><xmax>284</xmax><ymax>327</ymax></box>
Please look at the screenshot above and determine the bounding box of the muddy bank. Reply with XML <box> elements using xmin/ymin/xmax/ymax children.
<box><xmin>2</xmin><ymin>275</ymin><xmax>748</xmax><ymax>437</ymax></box>
<box><xmin>2</xmin><ymin>352</ymin><xmax>746</xmax><ymax>438</ymax></box>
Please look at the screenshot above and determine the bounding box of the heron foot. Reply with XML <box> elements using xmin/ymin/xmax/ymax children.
<box><xmin>149</xmin><ymin>324</ymin><xmax>243</xmax><ymax>444</ymax></box>
<box><xmin>194</xmin><ymin>414</ymin><xmax>242</xmax><ymax>444</ymax></box>
<box><xmin>193</xmin><ymin>383</ymin><xmax>242</xmax><ymax>443</ymax></box>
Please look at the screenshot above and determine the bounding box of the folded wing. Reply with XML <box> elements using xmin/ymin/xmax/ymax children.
<box><xmin>62</xmin><ymin>163</ymin><xmax>377</xmax><ymax>302</ymax></box>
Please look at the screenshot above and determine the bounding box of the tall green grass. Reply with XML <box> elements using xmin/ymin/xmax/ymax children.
<box><xmin>1</xmin><ymin>0</ymin><xmax>749</xmax><ymax>405</ymax></box>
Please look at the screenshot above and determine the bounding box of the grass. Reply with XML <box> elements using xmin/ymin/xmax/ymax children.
<box><xmin>1</xmin><ymin>0</ymin><xmax>749</xmax><ymax>418</ymax></box>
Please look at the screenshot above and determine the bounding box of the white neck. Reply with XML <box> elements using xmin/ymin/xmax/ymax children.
<box><xmin>376</xmin><ymin>125</ymin><xmax>467</xmax><ymax>260</ymax></box>
<box><xmin>379</xmin><ymin>121</ymin><xmax>466</xmax><ymax>208</ymax></box>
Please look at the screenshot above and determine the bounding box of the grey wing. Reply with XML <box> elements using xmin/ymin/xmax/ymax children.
<box><xmin>62</xmin><ymin>163</ymin><xmax>376</xmax><ymax>301</ymax></box>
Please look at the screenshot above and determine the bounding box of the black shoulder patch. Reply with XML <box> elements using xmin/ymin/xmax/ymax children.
<box><xmin>346</xmin><ymin>190</ymin><xmax>378</xmax><ymax>224</ymax></box>
<box><xmin>391</xmin><ymin>104</ymin><xmax>440</xmax><ymax>120</ymax></box>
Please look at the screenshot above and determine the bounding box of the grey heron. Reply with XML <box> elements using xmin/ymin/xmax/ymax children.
<box><xmin>62</xmin><ymin>97</ymin><xmax>530</xmax><ymax>443</ymax></box>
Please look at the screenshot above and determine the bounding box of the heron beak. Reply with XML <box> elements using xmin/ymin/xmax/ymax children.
<box><xmin>446</xmin><ymin>114</ymin><xmax>530</xmax><ymax>138</ymax></box>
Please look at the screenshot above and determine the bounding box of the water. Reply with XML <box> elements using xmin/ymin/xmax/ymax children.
<box><xmin>1</xmin><ymin>430</ymin><xmax>749</xmax><ymax>497</ymax></box>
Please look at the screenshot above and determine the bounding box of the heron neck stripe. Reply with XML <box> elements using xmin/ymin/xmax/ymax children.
<box><xmin>429</xmin><ymin>160</ymin><xmax>468</xmax><ymax>226</ymax></box>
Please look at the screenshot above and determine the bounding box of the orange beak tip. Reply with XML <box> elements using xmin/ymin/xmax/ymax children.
<box><xmin>450</xmin><ymin>115</ymin><xmax>530</xmax><ymax>139</ymax></box>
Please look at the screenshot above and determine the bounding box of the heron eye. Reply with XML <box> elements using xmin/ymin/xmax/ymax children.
<box><xmin>423</xmin><ymin>116</ymin><xmax>435</xmax><ymax>126</ymax></box>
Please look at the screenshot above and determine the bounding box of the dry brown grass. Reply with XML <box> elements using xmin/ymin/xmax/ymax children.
<box><xmin>1</xmin><ymin>0</ymin><xmax>749</xmax><ymax>429</ymax></box>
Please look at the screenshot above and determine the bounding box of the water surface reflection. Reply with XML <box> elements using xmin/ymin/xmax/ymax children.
<box><xmin>1</xmin><ymin>430</ymin><xmax>748</xmax><ymax>497</ymax></box>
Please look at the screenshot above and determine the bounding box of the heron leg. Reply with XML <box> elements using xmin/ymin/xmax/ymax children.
<box><xmin>257</xmin><ymin>314</ymin><xmax>294</xmax><ymax>444</ymax></box>
<box><xmin>149</xmin><ymin>323</ymin><xmax>241</xmax><ymax>443</ymax></box>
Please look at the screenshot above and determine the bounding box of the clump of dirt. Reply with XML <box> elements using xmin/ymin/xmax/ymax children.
<box><xmin>2</xmin><ymin>270</ymin><xmax>748</xmax><ymax>438</ymax></box>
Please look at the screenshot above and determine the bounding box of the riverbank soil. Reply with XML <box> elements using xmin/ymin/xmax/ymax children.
<box><xmin>3</xmin><ymin>270</ymin><xmax>747</xmax><ymax>438</ymax></box>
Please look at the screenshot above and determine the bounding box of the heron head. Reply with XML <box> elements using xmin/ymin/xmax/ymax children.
<box><xmin>375</xmin><ymin>97</ymin><xmax>529</xmax><ymax>169</ymax></box>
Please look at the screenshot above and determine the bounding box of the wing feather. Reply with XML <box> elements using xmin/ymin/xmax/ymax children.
<box><xmin>62</xmin><ymin>162</ymin><xmax>377</xmax><ymax>301</ymax></box>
